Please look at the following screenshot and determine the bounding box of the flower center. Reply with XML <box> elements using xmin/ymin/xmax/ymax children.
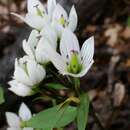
<box><xmin>59</xmin><ymin>15</ymin><xmax>66</xmax><ymax>27</ymax></box>
<box><xmin>34</xmin><ymin>4</ymin><xmax>44</xmax><ymax>17</ymax></box>
<box><xmin>67</xmin><ymin>51</ymin><xmax>82</xmax><ymax>74</ymax></box>
<box><xmin>20</xmin><ymin>121</ymin><xmax>26</xmax><ymax>128</ymax></box>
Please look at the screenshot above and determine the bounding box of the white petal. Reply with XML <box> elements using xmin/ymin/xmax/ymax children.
<box><xmin>47</xmin><ymin>0</ymin><xmax>56</xmax><ymax>17</ymax></box>
<box><xmin>27</xmin><ymin>0</ymin><xmax>46</xmax><ymax>14</ymax></box>
<box><xmin>81</xmin><ymin>36</ymin><xmax>94</xmax><ymax>67</ymax></box>
<box><xmin>8</xmin><ymin>80</ymin><xmax>33</xmax><ymax>97</ymax></box>
<box><xmin>40</xmin><ymin>25</ymin><xmax>57</xmax><ymax>49</ymax></box>
<box><xmin>52</xmin><ymin>4</ymin><xmax>68</xmax><ymax>22</ymax></box>
<box><xmin>14</xmin><ymin>61</ymin><xmax>33</xmax><ymax>86</ymax></box>
<box><xmin>51</xmin><ymin>21</ymin><xmax>64</xmax><ymax>38</ymax></box>
<box><xmin>60</xmin><ymin>28</ymin><xmax>80</xmax><ymax>60</ymax></box>
<box><xmin>23</xmin><ymin>30</ymin><xmax>39</xmax><ymax>58</ymax></box>
<box><xmin>27</xmin><ymin>30</ymin><xmax>39</xmax><ymax>50</ymax></box>
<box><xmin>64</xmin><ymin>60</ymin><xmax>94</xmax><ymax>77</ymax></box>
<box><xmin>19</xmin><ymin>56</ymin><xmax>30</xmax><ymax>65</ymax></box>
<box><xmin>11</xmin><ymin>13</ymin><xmax>44</xmax><ymax>30</ymax></box>
<box><xmin>23</xmin><ymin>40</ymin><xmax>34</xmax><ymax>59</ymax></box>
<box><xmin>27</xmin><ymin>59</ymin><xmax>46</xmax><ymax>84</ymax></box>
<box><xmin>19</xmin><ymin>103</ymin><xmax>32</xmax><ymax>121</ymax></box>
<box><xmin>43</xmin><ymin>42</ymin><xmax>66</xmax><ymax>74</ymax></box>
<box><xmin>25</xmin><ymin>14</ymin><xmax>50</xmax><ymax>30</ymax></box>
<box><xmin>35</xmin><ymin>37</ymin><xmax>51</xmax><ymax>63</ymax></box>
<box><xmin>6</xmin><ymin>112</ymin><xmax>20</xmax><ymax>127</ymax></box>
<box><xmin>68</xmin><ymin>5</ymin><xmax>78</xmax><ymax>32</ymax></box>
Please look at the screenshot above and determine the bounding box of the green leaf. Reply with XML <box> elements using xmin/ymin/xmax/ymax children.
<box><xmin>42</xmin><ymin>129</ymin><xmax>52</xmax><ymax>130</ymax></box>
<box><xmin>0</xmin><ymin>86</ymin><xmax>5</xmax><ymax>104</ymax></box>
<box><xmin>26</xmin><ymin>105</ymin><xmax>77</xmax><ymax>129</ymax></box>
<box><xmin>127</xmin><ymin>16</ymin><xmax>130</xmax><ymax>27</ymax></box>
<box><xmin>55</xmin><ymin>105</ymin><xmax>77</xmax><ymax>128</ymax></box>
<box><xmin>45</xmin><ymin>83</ymin><xmax>67</xmax><ymax>90</ymax></box>
<box><xmin>77</xmin><ymin>93</ymin><xmax>90</xmax><ymax>130</ymax></box>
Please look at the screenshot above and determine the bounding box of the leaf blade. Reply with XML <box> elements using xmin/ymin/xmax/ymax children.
<box><xmin>26</xmin><ymin>105</ymin><xmax>77</xmax><ymax>129</ymax></box>
<box><xmin>0</xmin><ymin>86</ymin><xmax>5</xmax><ymax>104</ymax></box>
<box><xmin>45</xmin><ymin>83</ymin><xmax>67</xmax><ymax>90</ymax></box>
<box><xmin>77</xmin><ymin>93</ymin><xmax>90</xmax><ymax>130</ymax></box>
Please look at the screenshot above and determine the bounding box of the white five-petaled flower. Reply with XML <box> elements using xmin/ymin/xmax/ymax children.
<box><xmin>52</xmin><ymin>4</ymin><xmax>78</xmax><ymax>37</ymax></box>
<box><xmin>11</xmin><ymin>0</ymin><xmax>78</xmax><ymax>34</ymax></box>
<box><xmin>44</xmin><ymin>29</ymin><xmax>94</xmax><ymax>77</ymax></box>
<box><xmin>8</xmin><ymin>56</ymin><xmax>46</xmax><ymax>97</ymax></box>
<box><xmin>6</xmin><ymin>102</ymin><xmax>33</xmax><ymax>130</ymax></box>
<box><xmin>11</xmin><ymin>0</ymin><xmax>51</xmax><ymax>30</ymax></box>
<box><xmin>23</xmin><ymin>27</ymin><xmax>57</xmax><ymax>64</ymax></box>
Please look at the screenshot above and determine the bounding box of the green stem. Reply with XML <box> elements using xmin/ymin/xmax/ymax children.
<box><xmin>73</xmin><ymin>78</ymin><xmax>80</xmax><ymax>96</ymax></box>
<box><xmin>52</xmin><ymin>99</ymin><xmax>57</xmax><ymax>106</ymax></box>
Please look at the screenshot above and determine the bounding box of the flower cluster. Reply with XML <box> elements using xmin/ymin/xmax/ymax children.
<box><xmin>6</xmin><ymin>0</ymin><xmax>95</xmax><ymax>129</ymax></box>
<box><xmin>8</xmin><ymin>0</ymin><xmax>94</xmax><ymax>98</ymax></box>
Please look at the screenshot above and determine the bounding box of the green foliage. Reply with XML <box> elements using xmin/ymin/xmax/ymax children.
<box><xmin>45</xmin><ymin>83</ymin><xmax>67</xmax><ymax>90</ymax></box>
<box><xmin>26</xmin><ymin>105</ymin><xmax>77</xmax><ymax>129</ymax></box>
<box><xmin>0</xmin><ymin>86</ymin><xmax>5</xmax><ymax>104</ymax></box>
<box><xmin>127</xmin><ymin>16</ymin><xmax>130</xmax><ymax>27</ymax></box>
<box><xmin>77</xmin><ymin>93</ymin><xmax>90</xmax><ymax>130</ymax></box>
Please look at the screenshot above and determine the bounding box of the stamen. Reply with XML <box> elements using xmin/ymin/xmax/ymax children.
<box><xmin>23</xmin><ymin>61</ymin><xmax>27</xmax><ymax>64</ymax></box>
<box><xmin>66</xmin><ymin>54</ymin><xmax>69</xmax><ymax>59</ymax></box>
<box><xmin>34</xmin><ymin>46</ymin><xmax>37</xmax><ymax>49</ymax></box>
<box><xmin>73</xmin><ymin>65</ymin><xmax>76</xmax><ymax>68</ymax></box>
<box><xmin>67</xmin><ymin>52</ymin><xmax>82</xmax><ymax>74</ymax></box>
<box><xmin>81</xmin><ymin>56</ymin><xmax>83</xmax><ymax>61</ymax></box>
<box><xmin>37</xmin><ymin>35</ymin><xmax>42</xmax><ymax>40</ymax></box>
<box><xmin>33</xmin><ymin>4</ymin><xmax>43</xmax><ymax>17</ymax></box>
<box><xmin>66</xmin><ymin>62</ymin><xmax>69</xmax><ymax>65</ymax></box>
<box><xmin>33</xmin><ymin>4</ymin><xmax>39</xmax><ymax>8</ymax></box>
<box><xmin>71</xmin><ymin>50</ymin><xmax>78</xmax><ymax>54</ymax></box>
<box><xmin>59</xmin><ymin>15</ymin><xmax>66</xmax><ymax>27</ymax></box>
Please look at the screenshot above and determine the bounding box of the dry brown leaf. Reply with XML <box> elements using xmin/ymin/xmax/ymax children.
<box><xmin>88</xmin><ymin>89</ymin><xmax>98</xmax><ymax>101</ymax></box>
<box><xmin>1</xmin><ymin>25</ymin><xmax>10</xmax><ymax>33</ymax></box>
<box><xmin>113</xmin><ymin>82</ymin><xmax>125</xmax><ymax>107</ymax></box>
<box><xmin>125</xmin><ymin>59</ymin><xmax>130</xmax><ymax>67</ymax></box>
<box><xmin>10</xmin><ymin>2</ymin><xmax>17</xmax><ymax>12</ymax></box>
<box><xmin>85</xmin><ymin>25</ymin><xmax>97</xmax><ymax>33</ymax></box>
<box><xmin>105</xmin><ymin>24</ymin><xmax>122</xmax><ymax>47</ymax></box>
<box><xmin>120</xmin><ymin>26</ymin><xmax>130</xmax><ymax>39</ymax></box>
<box><xmin>0</xmin><ymin>5</ymin><xmax>8</xmax><ymax>15</ymax></box>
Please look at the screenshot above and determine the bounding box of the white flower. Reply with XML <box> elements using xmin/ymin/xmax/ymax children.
<box><xmin>8</xmin><ymin>56</ymin><xmax>46</xmax><ymax>96</ymax></box>
<box><xmin>52</xmin><ymin>4</ymin><xmax>78</xmax><ymax>37</ymax></box>
<box><xmin>6</xmin><ymin>102</ymin><xmax>33</xmax><ymax>130</ymax></box>
<box><xmin>11</xmin><ymin>0</ymin><xmax>51</xmax><ymax>30</ymax></box>
<box><xmin>11</xmin><ymin>0</ymin><xmax>77</xmax><ymax>34</ymax></box>
<box><xmin>44</xmin><ymin>29</ymin><xmax>94</xmax><ymax>77</ymax></box>
<box><xmin>13</xmin><ymin>57</ymin><xmax>46</xmax><ymax>86</ymax></box>
<box><xmin>23</xmin><ymin>28</ymin><xmax>57</xmax><ymax>64</ymax></box>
